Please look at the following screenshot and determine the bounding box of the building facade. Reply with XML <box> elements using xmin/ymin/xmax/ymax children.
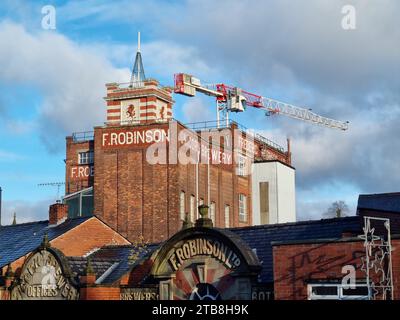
<box><xmin>3</xmin><ymin>197</ymin><xmax>399</xmax><ymax>301</ymax></box>
<box><xmin>64</xmin><ymin>46</ymin><xmax>295</xmax><ymax>243</ymax></box>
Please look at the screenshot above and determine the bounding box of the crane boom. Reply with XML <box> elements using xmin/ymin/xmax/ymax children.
<box><xmin>258</xmin><ymin>97</ymin><xmax>348</xmax><ymax>130</ymax></box>
<box><xmin>174</xmin><ymin>73</ymin><xmax>349</xmax><ymax>131</ymax></box>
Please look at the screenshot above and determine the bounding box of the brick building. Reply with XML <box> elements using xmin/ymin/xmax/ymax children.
<box><xmin>64</xmin><ymin>40</ymin><xmax>295</xmax><ymax>243</ymax></box>
<box><xmin>1</xmin><ymin>193</ymin><xmax>400</xmax><ymax>300</ymax></box>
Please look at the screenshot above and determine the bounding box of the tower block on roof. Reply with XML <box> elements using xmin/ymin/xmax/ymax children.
<box><xmin>105</xmin><ymin>32</ymin><xmax>173</xmax><ymax>126</ymax></box>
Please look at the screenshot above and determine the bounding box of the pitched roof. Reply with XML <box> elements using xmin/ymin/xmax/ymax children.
<box><xmin>82</xmin><ymin>217</ymin><xmax>363</xmax><ymax>285</ymax></box>
<box><xmin>67</xmin><ymin>257</ymin><xmax>117</xmax><ymax>283</ymax></box>
<box><xmin>87</xmin><ymin>244</ymin><xmax>160</xmax><ymax>284</ymax></box>
<box><xmin>357</xmin><ymin>193</ymin><xmax>400</xmax><ymax>213</ymax></box>
<box><xmin>0</xmin><ymin>217</ymin><xmax>91</xmax><ymax>268</ymax></box>
<box><xmin>229</xmin><ymin>216</ymin><xmax>362</xmax><ymax>283</ymax></box>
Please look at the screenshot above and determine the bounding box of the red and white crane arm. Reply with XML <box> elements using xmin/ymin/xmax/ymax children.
<box><xmin>174</xmin><ymin>73</ymin><xmax>349</xmax><ymax>131</ymax></box>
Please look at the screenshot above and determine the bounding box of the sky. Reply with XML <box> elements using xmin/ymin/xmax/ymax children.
<box><xmin>0</xmin><ymin>0</ymin><xmax>399</xmax><ymax>224</ymax></box>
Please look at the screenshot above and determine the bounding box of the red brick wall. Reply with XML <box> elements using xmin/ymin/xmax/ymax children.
<box><xmin>79</xmin><ymin>286</ymin><xmax>121</xmax><ymax>300</ymax></box>
<box><xmin>93</xmin><ymin>121</ymin><xmax>258</xmax><ymax>243</ymax></box>
<box><xmin>51</xmin><ymin>217</ymin><xmax>130</xmax><ymax>256</ymax></box>
<box><xmin>392</xmin><ymin>239</ymin><xmax>400</xmax><ymax>300</ymax></box>
<box><xmin>273</xmin><ymin>239</ymin><xmax>400</xmax><ymax>300</ymax></box>
<box><xmin>65</xmin><ymin>137</ymin><xmax>94</xmax><ymax>194</ymax></box>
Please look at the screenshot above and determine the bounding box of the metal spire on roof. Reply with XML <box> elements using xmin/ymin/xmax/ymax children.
<box><xmin>12</xmin><ymin>212</ymin><xmax>16</xmax><ymax>225</ymax></box>
<box><xmin>129</xmin><ymin>31</ymin><xmax>146</xmax><ymax>86</ymax></box>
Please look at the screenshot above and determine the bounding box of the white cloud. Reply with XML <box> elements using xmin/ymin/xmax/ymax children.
<box><xmin>1</xmin><ymin>198</ymin><xmax>52</xmax><ymax>225</ymax></box>
<box><xmin>0</xmin><ymin>150</ymin><xmax>24</xmax><ymax>162</ymax></box>
<box><xmin>181</xmin><ymin>96</ymin><xmax>215</xmax><ymax>123</ymax></box>
<box><xmin>0</xmin><ymin>21</ymin><xmax>129</xmax><ymax>152</ymax></box>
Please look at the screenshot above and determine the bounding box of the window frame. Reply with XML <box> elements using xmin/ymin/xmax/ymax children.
<box><xmin>307</xmin><ymin>283</ymin><xmax>370</xmax><ymax>300</ymax></box>
<box><xmin>78</xmin><ymin>151</ymin><xmax>94</xmax><ymax>165</ymax></box>
<box><xmin>238</xmin><ymin>194</ymin><xmax>247</xmax><ymax>222</ymax></box>
<box><xmin>180</xmin><ymin>191</ymin><xmax>185</xmax><ymax>221</ymax></box>
<box><xmin>210</xmin><ymin>201</ymin><xmax>216</xmax><ymax>223</ymax></box>
<box><xmin>224</xmin><ymin>205</ymin><xmax>230</xmax><ymax>228</ymax></box>
<box><xmin>237</xmin><ymin>154</ymin><xmax>246</xmax><ymax>176</ymax></box>
<box><xmin>190</xmin><ymin>195</ymin><xmax>196</xmax><ymax>222</ymax></box>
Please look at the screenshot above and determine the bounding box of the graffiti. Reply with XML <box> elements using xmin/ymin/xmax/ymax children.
<box><xmin>274</xmin><ymin>242</ymin><xmax>366</xmax><ymax>299</ymax></box>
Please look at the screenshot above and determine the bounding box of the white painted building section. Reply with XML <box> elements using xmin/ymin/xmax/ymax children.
<box><xmin>251</xmin><ymin>161</ymin><xmax>296</xmax><ymax>225</ymax></box>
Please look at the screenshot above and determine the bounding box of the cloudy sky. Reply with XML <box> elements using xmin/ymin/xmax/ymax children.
<box><xmin>0</xmin><ymin>0</ymin><xmax>399</xmax><ymax>224</ymax></box>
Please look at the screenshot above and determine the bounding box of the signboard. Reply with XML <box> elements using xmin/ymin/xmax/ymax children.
<box><xmin>251</xmin><ymin>285</ymin><xmax>274</xmax><ymax>300</ymax></box>
<box><xmin>101</xmin><ymin>127</ymin><xmax>170</xmax><ymax>148</ymax></box>
<box><xmin>120</xmin><ymin>287</ymin><xmax>159</xmax><ymax>300</ymax></box>
<box><xmin>70</xmin><ymin>165</ymin><xmax>94</xmax><ymax>180</ymax></box>
<box><xmin>168</xmin><ymin>237</ymin><xmax>242</xmax><ymax>271</ymax></box>
<box><xmin>11</xmin><ymin>249</ymin><xmax>79</xmax><ymax>300</ymax></box>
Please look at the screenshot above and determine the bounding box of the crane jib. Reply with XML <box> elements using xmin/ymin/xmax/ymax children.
<box><xmin>173</xmin><ymin>73</ymin><xmax>349</xmax><ymax>131</ymax></box>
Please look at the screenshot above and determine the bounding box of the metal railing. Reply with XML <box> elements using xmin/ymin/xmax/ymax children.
<box><xmin>184</xmin><ymin>119</ymin><xmax>285</xmax><ymax>153</ymax></box>
<box><xmin>72</xmin><ymin>131</ymin><xmax>94</xmax><ymax>142</ymax></box>
<box><xmin>184</xmin><ymin>119</ymin><xmax>246</xmax><ymax>131</ymax></box>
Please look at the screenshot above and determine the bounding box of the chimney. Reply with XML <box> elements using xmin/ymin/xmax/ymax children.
<box><xmin>49</xmin><ymin>202</ymin><xmax>68</xmax><ymax>225</ymax></box>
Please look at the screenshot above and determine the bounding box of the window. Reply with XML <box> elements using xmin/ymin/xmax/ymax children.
<box><xmin>198</xmin><ymin>198</ymin><xmax>204</xmax><ymax>219</ymax></box>
<box><xmin>210</xmin><ymin>202</ymin><xmax>216</xmax><ymax>223</ymax></box>
<box><xmin>308</xmin><ymin>283</ymin><xmax>369</xmax><ymax>300</ymax></box>
<box><xmin>237</xmin><ymin>154</ymin><xmax>246</xmax><ymax>176</ymax></box>
<box><xmin>224</xmin><ymin>205</ymin><xmax>230</xmax><ymax>228</ymax></box>
<box><xmin>63</xmin><ymin>187</ymin><xmax>93</xmax><ymax>218</ymax></box>
<box><xmin>190</xmin><ymin>195</ymin><xmax>195</xmax><ymax>222</ymax></box>
<box><xmin>239</xmin><ymin>194</ymin><xmax>247</xmax><ymax>222</ymax></box>
<box><xmin>180</xmin><ymin>191</ymin><xmax>185</xmax><ymax>221</ymax></box>
<box><xmin>78</xmin><ymin>151</ymin><xmax>94</xmax><ymax>164</ymax></box>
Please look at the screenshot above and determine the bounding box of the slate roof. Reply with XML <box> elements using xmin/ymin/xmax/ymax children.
<box><xmin>87</xmin><ymin>243</ymin><xmax>161</xmax><ymax>284</ymax></box>
<box><xmin>0</xmin><ymin>213</ymin><xmax>366</xmax><ymax>286</ymax></box>
<box><xmin>357</xmin><ymin>193</ymin><xmax>400</xmax><ymax>213</ymax></box>
<box><xmin>0</xmin><ymin>217</ymin><xmax>92</xmax><ymax>268</ymax></box>
<box><xmin>67</xmin><ymin>257</ymin><xmax>118</xmax><ymax>283</ymax></box>
<box><xmin>229</xmin><ymin>216</ymin><xmax>362</xmax><ymax>283</ymax></box>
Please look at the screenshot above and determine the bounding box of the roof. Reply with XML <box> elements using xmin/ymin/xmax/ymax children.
<box><xmin>85</xmin><ymin>217</ymin><xmax>363</xmax><ymax>285</ymax></box>
<box><xmin>86</xmin><ymin>244</ymin><xmax>160</xmax><ymax>284</ymax></box>
<box><xmin>0</xmin><ymin>217</ymin><xmax>91</xmax><ymax>268</ymax></box>
<box><xmin>229</xmin><ymin>216</ymin><xmax>362</xmax><ymax>283</ymax></box>
<box><xmin>67</xmin><ymin>257</ymin><xmax>117</xmax><ymax>283</ymax></box>
<box><xmin>357</xmin><ymin>193</ymin><xmax>400</xmax><ymax>213</ymax></box>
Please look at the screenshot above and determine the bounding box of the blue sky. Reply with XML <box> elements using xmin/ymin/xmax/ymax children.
<box><xmin>0</xmin><ymin>0</ymin><xmax>399</xmax><ymax>224</ymax></box>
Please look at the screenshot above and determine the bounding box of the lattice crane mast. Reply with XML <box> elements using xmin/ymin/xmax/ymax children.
<box><xmin>174</xmin><ymin>73</ymin><xmax>349</xmax><ymax>131</ymax></box>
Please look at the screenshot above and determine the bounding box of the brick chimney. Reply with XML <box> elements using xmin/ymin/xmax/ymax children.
<box><xmin>49</xmin><ymin>202</ymin><xmax>68</xmax><ymax>225</ymax></box>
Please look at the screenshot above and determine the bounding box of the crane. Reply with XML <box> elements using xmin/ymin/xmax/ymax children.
<box><xmin>174</xmin><ymin>73</ymin><xmax>349</xmax><ymax>131</ymax></box>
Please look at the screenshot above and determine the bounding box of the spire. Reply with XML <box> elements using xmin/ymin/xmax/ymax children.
<box><xmin>12</xmin><ymin>212</ymin><xmax>16</xmax><ymax>225</ymax></box>
<box><xmin>129</xmin><ymin>31</ymin><xmax>146</xmax><ymax>86</ymax></box>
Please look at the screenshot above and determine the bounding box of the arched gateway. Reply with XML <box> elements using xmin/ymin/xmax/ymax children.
<box><xmin>147</xmin><ymin>207</ymin><xmax>261</xmax><ymax>300</ymax></box>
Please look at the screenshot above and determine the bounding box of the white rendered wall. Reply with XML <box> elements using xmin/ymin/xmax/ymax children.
<box><xmin>251</xmin><ymin>161</ymin><xmax>296</xmax><ymax>225</ymax></box>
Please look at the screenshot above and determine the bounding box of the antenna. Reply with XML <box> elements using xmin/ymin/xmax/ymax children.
<box><xmin>38</xmin><ymin>182</ymin><xmax>65</xmax><ymax>201</ymax></box>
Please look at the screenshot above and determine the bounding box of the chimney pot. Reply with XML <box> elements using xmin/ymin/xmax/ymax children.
<box><xmin>49</xmin><ymin>203</ymin><xmax>68</xmax><ymax>225</ymax></box>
